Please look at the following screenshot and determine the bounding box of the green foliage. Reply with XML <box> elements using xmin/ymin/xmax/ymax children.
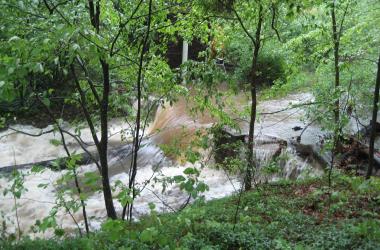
<box><xmin>159</xmin><ymin>166</ymin><xmax>209</xmax><ymax>200</ymax></box>
<box><xmin>101</xmin><ymin>220</ymin><xmax>127</xmax><ymax>241</ymax></box>
<box><xmin>350</xmin><ymin>220</ymin><xmax>380</xmax><ymax>242</ymax></box>
<box><xmin>1</xmin><ymin>0</ymin><xmax>380</xmax><ymax>247</ymax></box>
<box><xmin>113</xmin><ymin>180</ymin><xmax>133</xmax><ymax>208</ymax></box>
<box><xmin>3</xmin><ymin>170</ymin><xmax>27</xmax><ymax>199</ymax></box>
<box><xmin>3</xmin><ymin>174</ymin><xmax>380</xmax><ymax>249</ymax></box>
<box><xmin>261</xmin><ymin>161</ymin><xmax>281</xmax><ymax>176</ymax></box>
<box><xmin>198</xmin><ymin>0</ymin><xmax>236</xmax><ymax>14</ymax></box>
<box><xmin>224</xmin><ymin>40</ymin><xmax>288</xmax><ymax>87</ymax></box>
<box><xmin>288</xmin><ymin>0</ymin><xmax>380</xmax><ymax>135</ymax></box>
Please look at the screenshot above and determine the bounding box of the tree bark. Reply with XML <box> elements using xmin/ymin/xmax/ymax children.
<box><xmin>245</xmin><ymin>4</ymin><xmax>263</xmax><ymax>191</ymax></box>
<box><xmin>328</xmin><ymin>0</ymin><xmax>341</xmax><ymax>186</ymax></box>
<box><xmin>86</xmin><ymin>0</ymin><xmax>117</xmax><ymax>219</ymax></box>
<box><xmin>99</xmin><ymin>59</ymin><xmax>117</xmax><ymax>219</ymax></box>
<box><xmin>366</xmin><ymin>54</ymin><xmax>380</xmax><ymax>179</ymax></box>
<box><xmin>331</xmin><ymin>0</ymin><xmax>340</xmax><ymax>128</ymax></box>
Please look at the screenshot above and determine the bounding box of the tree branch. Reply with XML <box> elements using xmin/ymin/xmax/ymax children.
<box><xmin>110</xmin><ymin>0</ymin><xmax>144</xmax><ymax>56</ymax></box>
<box><xmin>71</xmin><ymin>64</ymin><xmax>101</xmax><ymax>148</ymax></box>
<box><xmin>261</xmin><ymin>101</ymin><xmax>319</xmax><ymax>115</ymax></box>
<box><xmin>271</xmin><ymin>4</ymin><xmax>282</xmax><ymax>42</ymax></box>
<box><xmin>75</xmin><ymin>56</ymin><xmax>102</xmax><ymax>105</ymax></box>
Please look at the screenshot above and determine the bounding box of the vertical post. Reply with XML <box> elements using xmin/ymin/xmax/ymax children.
<box><xmin>181</xmin><ymin>40</ymin><xmax>188</xmax><ymax>84</ymax></box>
<box><xmin>182</xmin><ymin>40</ymin><xmax>188</xmax><ymax>64</ymax></box>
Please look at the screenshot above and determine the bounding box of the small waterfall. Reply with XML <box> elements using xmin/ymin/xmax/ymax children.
<box><xmin>147</xmin><ymin>97</ymin><xmax>214</xmax><ymax>148</ymax></box>
<box><xmin>251</xmin><ymin>136</ymin><xmax>323</xmax><ymax>183</ymax></box>
<box><xmin>0</xmin><ymin>93</ymin><xmax>324</xmax><ymax>238</ymax></box>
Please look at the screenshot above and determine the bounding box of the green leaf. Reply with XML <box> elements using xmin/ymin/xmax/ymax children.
<box><xmin>31</xmin><ymin>165</ymin><xmax>44</xmax><ymax>173</ymax></box>
<box><xmin>49</xmin><ymin>139</ymin><xmax>61</xmax><ymax>146</ymax></box>
<box><xmin>173</xmin><ymin>175</ymin><xmax>186</xmax><ymax>183</ymax></box>
<box><xmin>196</xmin><ymin>182</ymin><xmax>209</xmax><ymax>193</ymax></box>
<box><xmin>37</xmin><ymin>183</ymin><xmax>48</xmax><ymax>189</ymax></box>
<box><xmin>34</xmin><ymin>63</ymin><xmax>44</xmax><ymax>73</ymax></box>
<box><xmin>42</xmin><ymin>97</ymin><xmax>50</xmax><ymax>107</ymax></box>
<box><xmin>101</xmin><ymin>220</ymin><xmax>125</xmax><ymax>241</ymax></box>
<box><xmin>148</xmin><ymin>202</ymin><xmax>156</xmax><ymax>211</ymax></box>
<box><xmin>184</xmin><ymin>167</ymin><xmax>196</xmax><ymax>175</ymax></box>
<box><xmin>8</xmin><ymin>36</ymin><xmax>20</xmax><ymax>42</ymax></box>
<box><xmin>140</xmin><ymin>227</ymin><xmax>157</xmax><ymax>243</ymax></box>
<box><xmin>54</xmin><ymin>228</ymin><xmax>65</xmax><ymax>237</ymax></box>
<box><xmin>8</xmin><ymin>67</ymin><xmax>15</xmax><ymax>75</ymax></box>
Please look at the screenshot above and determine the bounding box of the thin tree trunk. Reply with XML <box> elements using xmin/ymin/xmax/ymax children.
<box><xmin>99</xmin><ymin>59</ymin><xmax>117</xmax><ymax>219</ymax></box>
<box><xmin>58</xmin><ymin>127</ymin><xmax>90</xmax><ymax>235</ymax></box>
<box><xmin>86</xmin><ymin>0</ymin><xmax>117</xmax><ymax>219</ymax></box>
<box><xmin>366</xmin><ymin>54</ymin><xmax>380</xmax><ymax>179</ymax></box>
<box><xmin>34</xmin><ymin>90</ymin><xmax>90</xmax><ymax>236</ymax></box>
<box><xmin>123</xmin><ymin>0</ymin><xmax>153</xmax><ymax>221</ymax></box>
<box><xmin>245</xmin><ymin>5</ymin><xmax>263</xmax><ymax>191</ymax></box>
<box><xmin>331</xmin><ymin>0</ymin><xmax>341</xmax><ymax>149</ymax></box>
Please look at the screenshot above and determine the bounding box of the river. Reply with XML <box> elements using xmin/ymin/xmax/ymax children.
<box><xmin>0</xmin><ymin>92</ymin><xmax>325</xmax><ymax>237</ymax></box>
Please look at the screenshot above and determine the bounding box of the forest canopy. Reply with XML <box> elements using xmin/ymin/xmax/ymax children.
<box><xmin>0</xmin><ymin>0</ymin><xmax>379</xmax><ymax>249</ymax></box>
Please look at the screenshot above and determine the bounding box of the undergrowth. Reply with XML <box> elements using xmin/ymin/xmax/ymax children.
<box><xmin>1</xmin><ymin>173</ymin><xmax>380</xmax><ymax>250</ymax></box>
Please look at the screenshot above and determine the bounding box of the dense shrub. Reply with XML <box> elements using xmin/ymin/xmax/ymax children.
<box><xmin>224</xmin><ymin>39</ymin><xmax>287</xmax><ymax>86</ymax></box>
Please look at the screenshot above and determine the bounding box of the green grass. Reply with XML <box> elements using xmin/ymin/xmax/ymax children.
<box><xmin>2</xmin><ymin>173</ymin><xmax>380</xmax><ymax>249</ymax></box>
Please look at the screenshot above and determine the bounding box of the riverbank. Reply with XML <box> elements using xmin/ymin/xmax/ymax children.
<box><xmin>2</xmin><ymin>172</ymin><xmax>379</xmax><ymax>249</ymax></box>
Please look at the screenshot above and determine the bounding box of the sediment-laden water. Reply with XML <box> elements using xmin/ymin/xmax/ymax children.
<box><xmin>0</xmin><ymin>92</ymin><xmax>324</xmax><ymax>237</ymax></box>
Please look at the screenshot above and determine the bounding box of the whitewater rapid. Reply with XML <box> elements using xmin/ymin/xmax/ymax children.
<box><xmin>0</xmin><ymin>92</ymin><xmax>323</xmax><ymax>238</ymax></box>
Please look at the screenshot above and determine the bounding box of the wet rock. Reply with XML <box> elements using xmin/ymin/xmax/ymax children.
<box><xmin>357</xmin><ymin>121</ymin><xmax>380</xmax><ymax>137</ymax></box>
<box><xmin>212</xmin><ymin>126</ymin><xmax>289</xmax><ymax>168</ymax></box>
<box><xmin>292</xmin><ymin>126</ymin><xmax>303</xmax><ymax>131</ymax></box>
<box><xmin>289</xmin><ymin>139</ymin><xmax>330</xmax><ymax>168</ymax></box>
<box><xmin>212</xmin><ymin>127</ymin><xmax>246</xmax><ymax>165</ymax></box>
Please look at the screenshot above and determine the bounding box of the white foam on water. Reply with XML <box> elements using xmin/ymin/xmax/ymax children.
<box><xmin>0</xmin><ymin>119</ymin><xmax>131</xmax><ymax>168</ymax></box>
<box><xmin>0</xmin><ymin>93</ymin><xmax>325</xmax><ymax>238</ymax></box>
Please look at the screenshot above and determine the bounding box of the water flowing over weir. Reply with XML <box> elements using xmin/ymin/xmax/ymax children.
<box><xmin>0</xmin><ymin>92</ymin><xmax>324</xmax><ymax>237</ymax></box>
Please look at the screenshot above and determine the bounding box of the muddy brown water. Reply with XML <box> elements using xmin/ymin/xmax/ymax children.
<box><xmin>0</xmin><ymin>92</ymin><xmax>326</xmax><ymax>237</ymax></box>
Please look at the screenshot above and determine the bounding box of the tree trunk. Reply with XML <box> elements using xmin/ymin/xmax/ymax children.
<box><xmin>328</xmin><ymin>0</ymin><xmax>341</xmax><ymax>187</ymax></box>
<box><xmin>85</xmin><ymin>0</ymin><xmax>117</xmax><ymax>219</ymax></box>
<box><xmin>366</xmin><ymin>54</ymin><xmax>380</xmax><ymax>179</ymax></box>
<box><xmin>124</xmin><ymin>0</ymin><xmax>153</xmax><ymax>221</ymax></box>
<box><xmin>99</xmin><ymin>59</ymin><xmax>117</xmax><ymax>219</ymax></box>
<box><xmin>245</xmin><ymin>5</ymin><xmax>263</xmax><ymax>191</ymax></box>
<box><xmin>331</xmin><ymin>1</ymin><xmax>340</xmax><ymax>127</ymax></box>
